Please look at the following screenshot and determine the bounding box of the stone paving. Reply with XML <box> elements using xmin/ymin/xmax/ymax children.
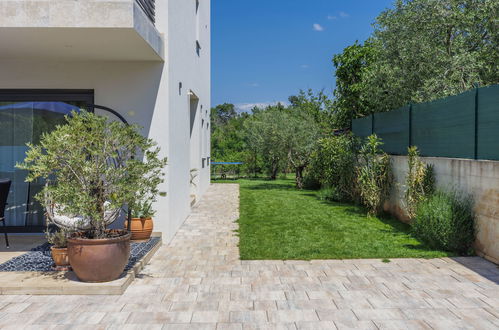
<box><xmin>1</xmin><ymin>183</ymin><xmax>499</xmax><ymax>329</ymax></box>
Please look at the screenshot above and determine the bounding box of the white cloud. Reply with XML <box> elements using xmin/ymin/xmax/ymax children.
<box><xmin>234</xmin><ymin>101</ymin><xmax>289</xmax><ymax>113</ymax></box>
<box><xmin>339</xmin><ymin>11</ymin><xmax>350</xmax><ymax>18</ymax></box>
<box><xmin>300</xmin><ymin>64</ymin><xmax>310</xmax><ymax>69</ymax></box>
<box><xmin>313</xmin><ymin>23</ymin><xmax>324</xmax><ymax>31</ymax></box>
<box><xmin>327</xmin><ymin>15</ymin><xmax>337</xmax><ymax>20</ymax></box>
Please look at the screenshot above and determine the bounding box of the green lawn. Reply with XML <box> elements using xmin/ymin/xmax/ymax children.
<box><xmin>229</xmin><ymin>178</ymin><xmax>453</xmax><ymax>260</ymax></box>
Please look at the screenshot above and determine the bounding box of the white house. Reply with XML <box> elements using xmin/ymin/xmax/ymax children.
<box><xmin>0</xmin><ymin>0</ymin><xmax>211</xmax><ymax>243</ymax></box>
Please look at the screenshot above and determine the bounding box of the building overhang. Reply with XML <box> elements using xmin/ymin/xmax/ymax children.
<box><xmin>0</xmin><ymin>0</ymin><xmax>164</xmax><ymax>61</ymax></box>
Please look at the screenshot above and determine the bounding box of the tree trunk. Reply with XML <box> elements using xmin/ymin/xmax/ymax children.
<box><xmin>295</xmin><ymin>166</ymin><xmax>305</xmax><ymax>189</ymax></box>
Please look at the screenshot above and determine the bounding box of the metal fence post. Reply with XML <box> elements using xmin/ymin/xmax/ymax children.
<box><xmin>474</xmin><ymin>87</ymin><xmax>479</xmax><ymax>160</ymax></box>
<box><xmin>408</xmin><ymin>104</ymin><xmax>412</xmax><ymax>150</ymax></box>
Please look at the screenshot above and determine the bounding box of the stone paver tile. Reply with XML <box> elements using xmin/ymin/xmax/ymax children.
<box><xmin>333</xmin><ymin>297</ymin><xmax>373</xmax><ymax>309</ymax></box>
<box><xmin>192</xmin><ymin>311</ymin><xmax>227</xmax><ymax>323</ymax></box>
<box><xmin>229</xmin><ymin>311</ymin><xmax>268</xmax><ymax>323</ymax></box>
<box><xmin>374</xmin><ymin>320</ymin><xmax>431</xmax><ymax>329</ymax></box>
<box><xmin>295</xmin><ymin>321</ymin><xmax>337</xmax><ymax>329</ymax></box>
<box><xmin>170</xmin><ymin>301</ymin><xmax>219</xmax><ymax>312</ymax></box>
<box><xmin>219</xmin><ymin>300</ymin><xmax>254</xmax><ymax>312</ymax></box>
<box><xmin>0</xmin><ymin>302</ymin><xmax>31</xmax><ymax>313</ymax></box>
<box><xmin>447</xmin><ymin>296</ymin><xmax>492</xmax><ymax>308</ymax></box>
<box><xmin>277</xmin><ymin>299</ymin><xmax>334</xmax><ymax>311</ymax></box>
<box><xmin>163</xmin><ymin>323</ymin><xmax>216</xmax><ymax>329</ymax></box>
<box><xmin>122</xmin><ymin>302</ymin><xmax>172</xmax><ymax>312</ymax></box>
<box><xmin>449</xmin><ymin>308</ymin><xmax>499</xmax><ymax>324</ymax></box>
<box><xmin>242</xmin><ymin>323</ymin><xmax>296</xmax><ymax>330</ymax></box>
<box><xmin>216</xmin><ymin>323</ymin><xmax>243</xmax><ymax>330</ymax></box>
<box><xmin>125</xmin><ymin>311</ymin><xmax>192</xmax><ymax>324</ymax></box>
<box><xmin>316</xmin><ymin>309</ymin><xmax>357</xmax><ymax>322</ymax></box>
<box><xmin>99</xmin><ymin>312</ymin><xmax>131</xmax><ymax>325</ymax></box>
<box><xmin>333</xmin><ymin>320</ymin><xmax>377</xmax><ymax>330</ymax></box>
<box><xmin>353</xmin><ymin>308</ymin><xmax>406</xmax><ymax>320</ymax></box>
<box><xmin>253</xmin><ymin>301</ymin><xmax>277</xmax><ymax>311</ymax></box>
<box><xmin>107</xmin><ymin>324</ymin><xmax>163</xmax><ymax>330</ymax></box>
<box><xmin>268</xmin><ymin>309</ymin><xmax>319</xmax><ymax>323</ymax></box>
<box><xmin>425</xmin><ymin>319</ymin><xmax>497</xmax><ymax>330</ymax></box>
<box><xmin>401</xmin><ymin>308</ymin><xmax>460</xmax><ymax>321</ymax></box>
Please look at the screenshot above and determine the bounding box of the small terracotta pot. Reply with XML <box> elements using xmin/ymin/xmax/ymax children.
<box><xmin>51</xmin><ymin>247</ymin><xmax>70</xmax><ymax>267</ymax></box>
<box><xmin>68</xmin><ymin>231</ymin><xmax>131</xmax><ymax>283</ymax></box>
<box><xmin>125</xmin><ymin>217</ymin><xmax>154</xmax><ymax>241</ymax></box>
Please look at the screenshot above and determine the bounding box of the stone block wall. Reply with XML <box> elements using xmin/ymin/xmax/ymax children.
<box><xmin>386</xmin><ymin>156</ymin><xmax>499</xmax><ymax>263</ymax></box>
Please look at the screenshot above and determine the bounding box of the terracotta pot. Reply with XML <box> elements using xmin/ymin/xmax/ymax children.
<box><xmin>67</xmin><ymin>231</ymin><xmax>131</xmax><ymax>283</ymax></box>
<box><xmin>51</xmin><ymin>247</ymin><xmax>70</xmax><ymax>267</ymax></box>
<box><xmin>125</xmin><ymin>217</ymin><xmax>154</xmax><ymax>241</ymax></box>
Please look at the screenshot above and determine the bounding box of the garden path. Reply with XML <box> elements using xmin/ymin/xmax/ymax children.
<box><xmin>0</xmin><ymin>183</ymin><xmax>498</xmax><ymax>329</ymax></box>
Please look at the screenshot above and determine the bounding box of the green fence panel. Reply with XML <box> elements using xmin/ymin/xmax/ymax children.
<box><xmin>373</xmin><ymin>106</ymin><xmax>410</xmax><ymax>155</ymax></box>
<box><xmin>477</xmin><ymin>85</ymin><xmax>499</xmax><ymax>160</ymax></box>
<box><xmin>412</xmin><ymin>89</ymin><xmax>476</xmax><ymax>159</ymax></box>
<box><xmin>352</xmin><ymin>115</ymin><xmax>372</xmax><ymax>139</ymax></box>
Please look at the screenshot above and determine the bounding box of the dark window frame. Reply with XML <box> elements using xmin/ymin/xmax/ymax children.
<box><xmin>0</xmin><ymin>89</ymin><xmax>94</xmax><ymax>233</ymax></box>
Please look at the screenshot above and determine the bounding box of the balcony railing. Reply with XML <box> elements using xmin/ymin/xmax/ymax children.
<box><xmin>136</xmin><ymin>0</ymin><xmax>156</xmax><ymax>24</ymax></box>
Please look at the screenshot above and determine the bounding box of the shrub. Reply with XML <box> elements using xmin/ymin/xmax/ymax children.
<box><xmin>405</xmin><ymin>146</ymin><xmax>435</xmax><ymax>218</ymax></box>
<box><xmin>17</xmin><ymin>111</ymin><xmax>167</xmax><ymax>239</ymax></box>
<box><xmin>357</xmin><ymin>134</ymin><xmax>392</xmax><ymax>215</ymax></box>
<box><xmin>302</xmin><ymin>171</ymin><xmax>321</xmax><ymax>190</ymax></box>
<box><xmin>316</xmin><ymin>186</ymin><xmax>343</xmax><ymax>202</ymax></box>
<box><xmin>412</xmin><ymin>190</ymin><xmax>475</xmax><ymax>255</ymax></box>
<box><xmin>308</xmin><ymin>133</ymin><xmax>360</xmax><ymax>201</ymax></box>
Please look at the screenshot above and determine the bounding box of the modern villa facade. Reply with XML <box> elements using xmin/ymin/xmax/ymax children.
<box><xmin>0</xmin><ymin>0</ymin><xmax>211</xmax><ymax>243</ymax></box>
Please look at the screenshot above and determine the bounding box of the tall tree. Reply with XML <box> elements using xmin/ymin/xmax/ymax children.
<box><xmin>244</xmin><ymin>107</ymin><xmax>289</xmax><ymax>180</ymax></box>
<box><xmin>284</xmin><ymin>111</ymin><xmax>320</xmax><ymax>189</ymax></box>
<box><xmin>332</xmin><ymin>0</ymin><xmax>499</xmax><ymax>120</ymax></box>
<box><xmin>331</xmin><ymin>41</ymin><xmax>377</xmax><ymax>128</ymax></box>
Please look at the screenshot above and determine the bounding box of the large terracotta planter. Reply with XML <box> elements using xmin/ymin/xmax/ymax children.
<box><xmin>67</xmin><ymin>231</ymin><xmax>131</xmax><ymax>283</ymax></box>
<box><xmin>126</xmin><ymin>217</ymin><xmax>153</xmax><ymax>241</ymax></box>
<box><xmin>51</xmin><ymin>247</ymin><xmax>70</xmax><ymax>270</ymax></box>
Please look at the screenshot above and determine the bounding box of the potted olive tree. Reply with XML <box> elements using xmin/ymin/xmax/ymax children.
<box><xmin>126</xmin><ymin>147</ymin><xmax>166</xmax><ymax>241</ymax></box>
<box><xmin>18</xmin><ymin>111</ymin><xmax>167</xmax><ymax>282</ymax></box>
<box><xmin>45</xmin><ymin>228</ymin><xmax>70</xmax><ymax>270</ymax></box>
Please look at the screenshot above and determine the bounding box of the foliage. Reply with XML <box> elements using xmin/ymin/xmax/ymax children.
<box><xmin>405</xmin><ymin>146</ymin><xmax>435</xmax><ymax>218</ymax></box>
<box><xmin>45</xmin><ymin>228</ymin><xmax>69</xmax><ymax>248</ymax></box>
<box><xmin>308</xmin><ymin>133</ymin><xmax>360</xmax><ymax>201</ymax></box>
<box><xmin>332</xmin><ymin>0</ymin><xmax>499</xmax><ymax>122</ymax></box>
<box><xmin>412</xmin><ymin>190</ymin><xmax>475</xmax><ymax>255</ymax></box>
<box><xmin>283</xmin><ymin>110</ymin><xmax>321</xmax><ymax>189</ymax></box>
<box><xmin>331</xmin><ymin>41</ymin><xmax>378</xmax><ymax>128</ymax></box>
<box><xmin>316</xmin><ymin>186</ymin><xmax>343</xmax><ymax>202</ymax></box>
<box><xmin>288</xmin><ymin>89</ymin><xmax>335</xmax><ymax>133</ymax></box>
<box><xmin>232</xmin><ymin>178</ymin><xmax>452</xmax><ymax>260</ymax></box>
<box><xmin>17</xmin><ymin>111</ymin><xmax>167</xmax><ymax>239</ymax></box>
<box><xmin>243</xmin><ymin>107</ymin><xmax>290</xmax><ymax>179</ymax></box>
<box><xmin>210</xmin><ymin>103</ymin><xmax>238</xmax><ymax>128</ymax></box>
<box><xmin>357</xmin><ymin>135</ymin><xmax>392</xmax><ymax>215</ymax></box>
<box><xmin>131</xmin><ymin>201</ymin><xmax>154</xmax><ymax>219</ymax></box>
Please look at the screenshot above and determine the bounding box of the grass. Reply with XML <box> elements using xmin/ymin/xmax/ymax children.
<box><xmin>224</xmin><ymin>178</ymin><xmax>453</xmax><ymax>260</ymax></box>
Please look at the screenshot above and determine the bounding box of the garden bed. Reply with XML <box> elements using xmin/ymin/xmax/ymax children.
<box><xmin>0</xmin><ymin>234</ymin><xmax>162</xmax><ymax>295</ymax></box>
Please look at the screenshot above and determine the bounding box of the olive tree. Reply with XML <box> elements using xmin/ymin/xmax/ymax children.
<box><xmin>17</xmin><ymin>111</ymin><xmax>167</xmax><ymax>239</ymax></box>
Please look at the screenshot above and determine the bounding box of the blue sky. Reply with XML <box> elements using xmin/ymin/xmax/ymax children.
<box><xmin>211</xmin><ymin>0</ymin><xmax>394</xmax><ymax>111</ymax></box>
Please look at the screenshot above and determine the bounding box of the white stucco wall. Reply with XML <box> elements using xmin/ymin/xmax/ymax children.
<box><xmin>0</xmin><ymin>0</ymin><xmax>211</xmax><ymax>243</ymax></box>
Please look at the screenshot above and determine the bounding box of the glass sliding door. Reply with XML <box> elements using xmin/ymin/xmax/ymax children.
<box><xmin>0</xmin><ymin>90</ymin><xmax>94</xmax><ymax>232</ymax></box>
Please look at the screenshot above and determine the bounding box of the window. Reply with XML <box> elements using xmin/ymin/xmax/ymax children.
<box><xmin>0</xmin><ymin>90</ymin><xmax>94</xmax><ymax>232</ymax></box>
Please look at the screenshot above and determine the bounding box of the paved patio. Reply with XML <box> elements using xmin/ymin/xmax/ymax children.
<box><xmin>0</xmin><ymin>183</ymin><xmax>499</xmax><ymax>329</ymax></box>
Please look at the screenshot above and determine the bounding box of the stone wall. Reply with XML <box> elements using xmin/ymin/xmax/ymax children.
<box><xmin>386</xmin><ymin>156</ymin><xmax>499</xmax><ymax>264</ymax></box>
